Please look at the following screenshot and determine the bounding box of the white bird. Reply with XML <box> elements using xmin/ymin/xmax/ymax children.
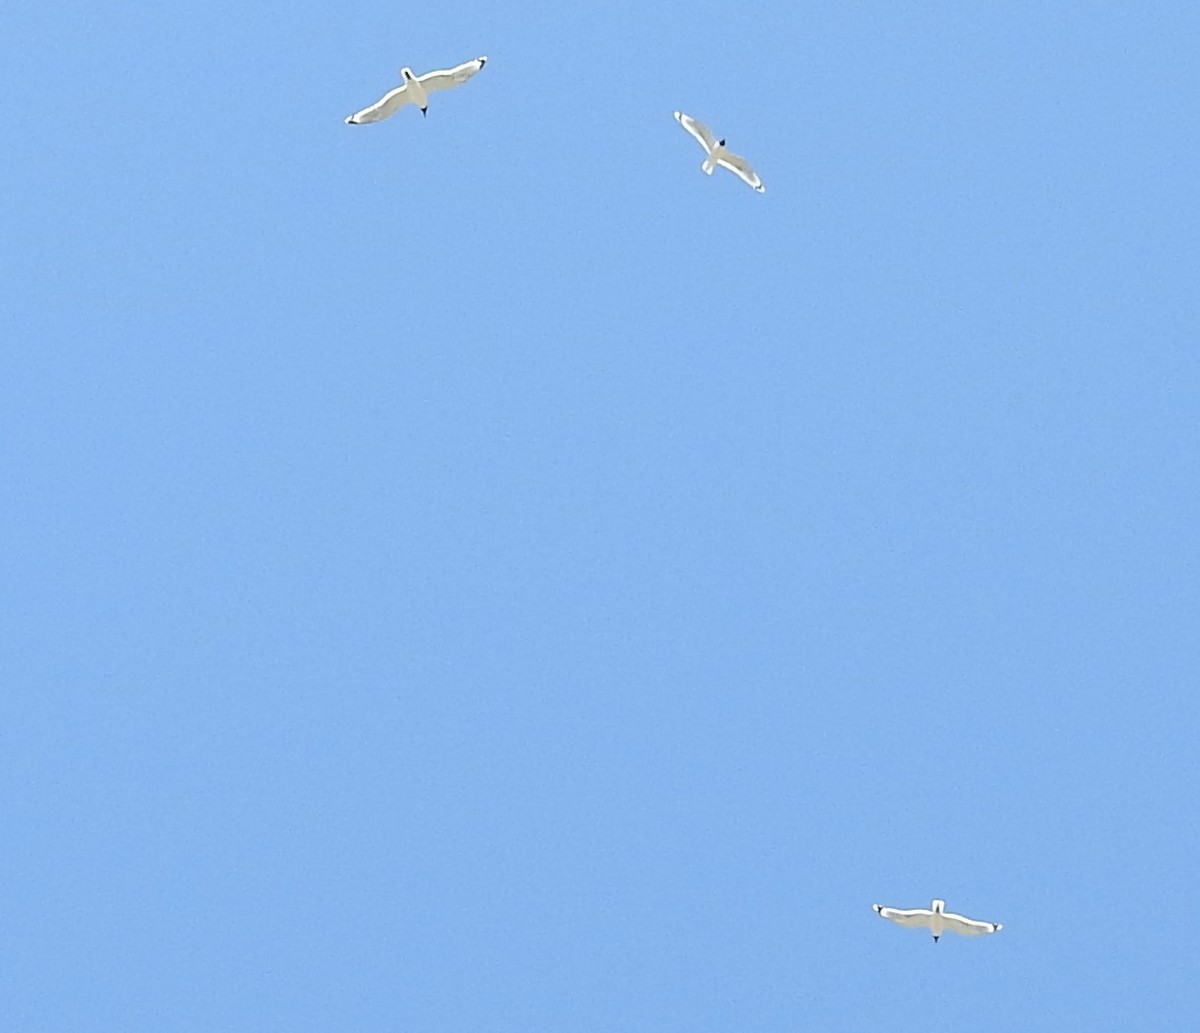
<box><xmin>345</xmin><ymin>56</ymin><xmax>488</xmax><ymax>124</ymax></box>
<box><xmin>673</xmin><ymin>111</ymin><xmax>765</xmax><ymax>193</ymax></box>
<box><xmin>872</xmin><ymin>899</ymin><xmax>1002</xmax><ymax>943</ymax></box>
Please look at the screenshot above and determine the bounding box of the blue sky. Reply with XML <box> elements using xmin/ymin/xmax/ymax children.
<box><xmin>3</xmin><ymin>1</ymin><xmax>1198</xmax><ymax>1029</ymax></box>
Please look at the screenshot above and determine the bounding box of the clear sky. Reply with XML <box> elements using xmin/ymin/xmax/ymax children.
<box><xmin>3</xmin><ymin>1</ymin><xmax>1198</xmax><ymax>1029</ymax></box>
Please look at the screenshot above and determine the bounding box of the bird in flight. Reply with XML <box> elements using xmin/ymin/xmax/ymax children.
<box><xmin>345</xmin><ymin>56</ymin><xmax>488</xmax><ymax>124</ymax></box>
<box><xmin>672</xmin><ymin>111</ymin><xmax>765</xmax><ymax>193</ymax></box>
<box><xmin>872</xmin><ymin>899</ymin><xmax>1003</xmax><ymax>942</ymax></box>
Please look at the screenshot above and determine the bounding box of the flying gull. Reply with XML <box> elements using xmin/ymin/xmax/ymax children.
<box><xmin>346</xmin><ymin>56</ymin><xmax>488</xmax><ymax>124</ymax></box>
<box><xmin>672</xmin><ymin>111</ymin><xmax>765</xmax><ymax>193</ymax></box>
<box><xmin>872</xmin><ymin>899</ymin><xmax>1002</xmax><ymax>942</ymax></box>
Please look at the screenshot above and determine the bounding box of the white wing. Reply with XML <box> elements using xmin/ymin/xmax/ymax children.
<box><xmin>873</xmin><ymin>904</ymin><xmax>934</xmax><ymax>929</ymax></box>
<box><xmin>673</xmin><ymin>111</ymin><xmax>717</xmax><ymax>154</ymax></box>
<box><xmin>716</xmin><ymin>150</ymin><xmax>765</xmax><ymax>193</ymax></box>
<box><xmin>940</xmin><ymin>911</ymin><xmax>1002</xmax><ymax>936</ymax></box>
<box><xmin>419</xmin><ymin>56</ymin><xmax>488</xmax><ymax>93</ymax></box>
<box><xmin>345</xmin><ymin>84</ymin><xmax>413</xmax><ymax>124</ymax></box>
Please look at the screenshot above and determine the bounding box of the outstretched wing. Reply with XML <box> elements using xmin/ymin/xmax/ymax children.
<box><xmin>873</xmin><ymin>904</ymin><xmax>934</xmax><ymax>929</ymax></box>
<box><xmin>419</xmin><ymin>56</ymin><xmax>488</xmax><ymax>93</ymax></box>
<box><xmin>716</xmin><ymin>150</ymin><xmax>765</xmax><ymax>193</ymax></box>
<box><xmin>345</xmin><ymin>84</ymin><xmax>412</xmax><ymax>124</ymax></box>
<box><xmin>674</xmin><ymin>111</ymin><xmax>717</xmax><ymax>154</ymax></box>
<box><xmin>940</xmin><ymin>911</ymin><xmax>1003</xmax><ymax>936</ymax></box>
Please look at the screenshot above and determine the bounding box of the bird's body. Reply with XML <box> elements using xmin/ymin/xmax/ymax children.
<box><xmin>673</xmin><ymin>111</ymin><xmax>765</xmax><ymax>193</ymax></box>
<box><xmin>345</xmin><ymin>56</ymin><xmax>487</xmax><ymax>124</ymax></box>
<box><xmin>872</xmin><ymin>899</ymin><xmax>1002</xmax><ymax>942</ymax></box>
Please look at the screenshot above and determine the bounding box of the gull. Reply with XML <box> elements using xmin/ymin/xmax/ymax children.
<box><xmin>673</xmin><ymin>111</ymin><xmax>765</xmax><ymax>193</ymax></box>
<box><xmin>345</xmin><ymin>56</ymin><xmax>488</xmax><ymax>124</ymax></box>
<box><xmin>872</xmin><ymin>899</ymin><xmax>1002</xmax><ymax>943</ymax></box>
